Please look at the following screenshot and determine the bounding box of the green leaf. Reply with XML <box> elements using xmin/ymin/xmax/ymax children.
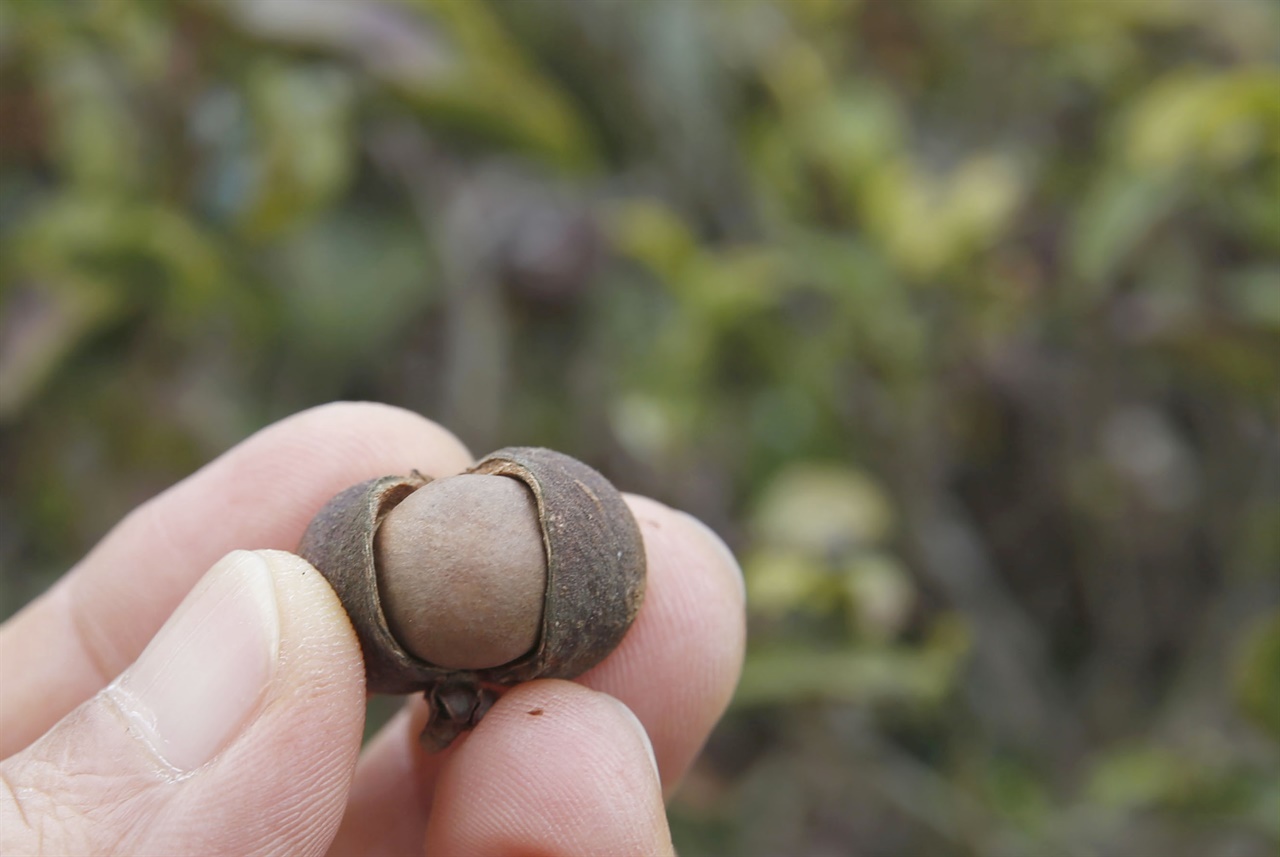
<box><xmin>238</xmin><ymin>62</ymin><xmax>356</xmax><ymax>238</ymax></box>
<box><xmin>735</xmin><ymin>617</ymin><xmax>970</xmax><ymax>708</ymax></box>
<box><xmin>41</xmin><ymin>45</ymin><xmax>143</xmax><ymax>192</ymax></box>
<box><xmin>0</xmin><ymin>278</ymin><xmax>123</xmax><ymax>420</ymax></box>
<box><xmin>744</xmin><ymin>547</ymin><xmax>830</xmax><ymax>618</ymax></box>
<box><xmin>1233</xmin><ymin>611</ymin><xmax>1280</xmax><ymax>742</ymax></box>
<box><xmin>841</xmin><ymin>553</ymin><xmax>917</xmax><ymax>642</ymax></box>
<box><xmin>608</xmin><ymin>200</ymin><xmax>699</xmax><ymax>284</ymax></box>
<box><xmin>271</xmin><ymin>209</ymin><xmax>437</xmax><ymax>368</ymax></box>
<box><xmin>1071</xmin><ymin>171</ymin><xmax>1179</xmax><ymax>286</ymax></box>
<box><xmin>753</xmin><ymin>462</ymin><xmax>895</xmax><ymax>554</ymax></box>
<box><xmin>1087</xmin><ymin>747</ymin><xmax>1188</xmax><ymax>809</ymax></box>
<box><xmin>1125</xmin><ymin>69</ymin><xmax>1280</xmax><ymax>173</ymax></box>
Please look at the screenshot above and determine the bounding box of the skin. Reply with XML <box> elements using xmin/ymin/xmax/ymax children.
<box><xmin>0</xmin><ymin>402</ymin><xmax>746</xmax><ymax>856</ymax></box>
<box><xmin>374</xmin><ymin>474</ymin><xmax>548</xmax><ymax>670</ymax></box>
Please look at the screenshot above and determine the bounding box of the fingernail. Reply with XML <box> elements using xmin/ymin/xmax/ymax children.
<box><xmin>107</xmin><ymin>550</ymin><xmax>279</xmax><ymax>772</ymax></box>
<box><xmin>604</xmin><ymin>695</ymin><xmax>661</xmax><ymax>783</ymax></box>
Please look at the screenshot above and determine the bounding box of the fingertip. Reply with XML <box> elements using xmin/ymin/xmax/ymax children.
<box><xmin>252</xmin><ymin>549</ymin><xmax>362</xmax><ymax>675</ymax></box>
<box><xmin>425</xmin><ymin>681</ymin><xmax>673</xmax><ymax>857</ymax></box>
<box><xmin>1</xmin><ymin>548</ymin><xmax>368</xmax><ymax>856</ymax></box>
<box><xmin>582</xmin><ymin>496</ymin><xmax>746</xmax><ymax>792</ymax></box>
<box><xmin>599</xmin><ymin>692</ymin><xmax>661</xmax><ymax>782</ymax></box>
<box><xmin>624</xmin><ymin>494</ymin><xmax>746</xmax><ymax>607</ymax></box>
<box><xmin>182</xmin><ymin>546</ymin><xmax>367</xmax><ymax>854</ymax></box>
<box><xmin>217</xmin><ymin>403</ymin><xmax>474</xmax><ymax>520</ymax></box>
<box><xmin>328</xmin><ymin>700</ymin><xmax>443</xmax><ymax>857</ymax></box>
<box><xmin>278</xmin><ymin>402</ymin><xmax>474</xmax><ymax>475</ymax></box>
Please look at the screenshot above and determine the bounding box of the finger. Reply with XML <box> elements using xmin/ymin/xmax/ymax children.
<box><xmin>583</xmin><ymin>496</ymin><xmax>747</xmax><ymax>792</ymax></box>
<box><xmin>0</xmin><ymin>550</ymin><xmax>365</xmax><ymax>857</ymax></box>
<box><xmin>328</xmin><ymin>497</ymin><xmax>745</xmax><ymax>855</ymax></box>
<box><xmin>0</xmin><ymin>402</ymin><xmax>472</xmax><ymax>756</ymax></box>
<box><xmin>424</xmin><ymin>680</ymin><xmax>674</xmax><ymax>857</ymax></box>
<box><xmin>325</xmin><ymin>701</ymin><xmax>442</xmax><ymax>857</ymax></box>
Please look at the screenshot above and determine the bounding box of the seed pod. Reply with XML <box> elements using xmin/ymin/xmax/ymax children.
<box><xmin>297</xmin><ymin>447</ymin><xmax>646</xmax><ymax>749</ymax></box>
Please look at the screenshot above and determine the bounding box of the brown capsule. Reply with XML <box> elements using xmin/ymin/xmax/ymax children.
<box><xmin>297</xmin><ymin>447</ymin><xmax>646</xmax><ymax>750</ymax></box>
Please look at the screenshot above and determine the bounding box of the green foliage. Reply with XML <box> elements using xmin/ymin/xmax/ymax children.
<box><xmin>1234</xmin><ymin>612</ymin><xmax>1280</xmax><ymax>743</ymax></box>
<box><xmin>2</xmin><ymin>0</ymin><xmax>1278</xmax><ymax>854</ymax></box>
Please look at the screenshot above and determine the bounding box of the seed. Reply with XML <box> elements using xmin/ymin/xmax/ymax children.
<box><xmin>296</xmin><ymin>446</ymin><xmax>646</xmax><ymax>749</ymax></box>
<box><xmin>373</xmin><ymin>474</ymin><xmax>547</xmax><ymax>670</ymax></box>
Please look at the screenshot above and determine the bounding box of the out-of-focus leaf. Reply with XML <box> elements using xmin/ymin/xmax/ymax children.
<box><xmin>786</xmin><ymin>0</ymin><xmax>862</xmax><ymax>30</ymax></box>
<box><xmin>747</xmin><ymin>384</ymin><xmax>820</xmax><ymax>457</ymax></box>
<box><xmin>90</xmin><ymin>0</ymin><xmax>169</xmax><ymax>81</ymax></box>
<box><xmin>786</xmin><ymin>233</ymin><xmax>926</xmax><ymax>381</ymax></box>
<box><xmin>1227</xmin><ymin>267</ymin><xmax>1280</xmax><ymax>331</ymax></box>
<box><xmin>1070</xmin><ymin>172</ymin><xmax>1179</xmax><ymax>286</ymax></box>
<box><xmin>862</xmin><ymin>154</ymin><xmax>1025</xmax><ymax>280</ymax></box>
<box><xmin>1085</xmin><ymin>743</ymin><xmax>1274</xmax><ymax>823</ymax></box>
<box><xmin>806</xmin><ymin>86</ymin><xmax>904</xmax><ymax>179</ymax></box>
<box><xmin>978</xmin><ymin>755</ymin><xmax>1052</xmax><ymax>832</ymax></box>
<box><xmin>1087</xmin><ymin>746</ymin><xmax>1188</xmax><ymax>809</ymax></box>
<box><xmin>0</xmin><ymin>280</ymin><xmax>122</xmax><ymax>420</ymax></box>
<box><xmin>1249</xmin><ymin>776</ymin><xmax>1280</xmax><ymax>840</ymax></box>
<box><xmin>11</xmin><ymin>195</ymin><xmax>227</xmax><ymax>311</ymax></box>
<box><xmin>841</xmin><ymin>552</ymin><xmax>916</xmax><ymax>642</ymax></box>
<box><xmin>745</xmin><ymin>547</ymin><xmax>831</xmax><ymax>617</ymax></box>
<box><xmin>41</xmin><ymin>45</ymin><xmax>142</xmax><ymax>192</ymax></box>
<box><xmin>397</xmin><ymin>0</ymin><xmax>594</xmax><ymax>168</ymax></box>
<box><xmin>1229</xmin><ymin>173</ymin><xmax>1280</xmax><ymax>251</ymax></box>
<box><xmin>610</xmin><ymin>392</ymin><xmax>684</xmax><ymax>467</ymax></box>
<box><xmin>1233</xmin><ymin>611</ymin><xmax>1280</xmax><ymax>742</ymax></box>
<box><xmin>612</xmin><ymin>201</ymin><xmax>787</xmax><ymax>332</ymax></box>
<box><xmin>238</xmin><ymin>63</ymin><xmax>355</xmax><ymax>238</ymax></box>
<box><xmin>946</xmin><ymin>156</ymin><xmax>1026</xmax><ymax>252</ymax></box>
<box><xmin>1124</xmin><ymin>69</ymin><xmax>1280</xmax><ymax>174</ymax></box>
<box><xmin>608</xmin><ymin>200</ymin><xmax>699</xmax><ymax>284</ymax></box>
<box><xmin>753</xmin><ymin>462</ymin><xmax>895</xmax><ymax>555</ymax></box>
<box><xmin>221</xmin><ymin>0</ymin><xmax>456</xmax><ymax>80</ymax></box>
<box><xmin>759</xmin><ymin>36</ymin><xmax>832</xmax><ymax>113</ymax></box>
<box><xmin>794</xmin><ymin>85</ymin><xmax>905</xmax><ymax>215</ymax></box>
<box><xmin>680</xmin><ymin>247</ymin><xmax>787</xmax><ymax>322</ymax></box>
<box><xmin>735</xmin><ymin>617</ymin><xmax>970</xmax><ymax>708</ymax></box>
<box><xmin>272</xmin><ymin>209</ymin><xmax>436</xmax><ymax>368</ymax></box>
<box><xmin>223</xmin><ymin>0</ymin><xmax>593</xmax><ymax>167</ymax></box>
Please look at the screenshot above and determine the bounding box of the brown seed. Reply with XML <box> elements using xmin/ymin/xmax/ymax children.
<box><xmin>296</xmin><ymin>446</ymin><xmax>646</xmax><ymax>750</ymax></box>
<box><xmin>373</xmin><ymin>474</ymin><xmax>547</xmax><ymax>670</ymax></box>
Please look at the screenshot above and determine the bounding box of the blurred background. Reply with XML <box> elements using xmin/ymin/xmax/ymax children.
<box><xmin>1</xmin><ymin>1</ymin><xmax>1278</xmax><ymax>854</ymax></box>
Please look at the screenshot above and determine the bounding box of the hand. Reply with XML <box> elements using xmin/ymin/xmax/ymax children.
<box><xmin>0</xmin><ymin>403</ymin><xmax>745</xmax><ymax>856</ymax></box>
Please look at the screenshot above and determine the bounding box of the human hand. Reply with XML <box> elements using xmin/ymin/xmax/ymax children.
<box><xmin>0</xmin><ymin>403</ymin><xmax>746</xmax><ymax>856</ymax></box>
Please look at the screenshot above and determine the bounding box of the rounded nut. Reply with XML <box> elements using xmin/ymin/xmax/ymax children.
<box><xmin>373</xmin><ymin>474</ymin><xmax>547</xmax><ymax>670</ymax></box>
<box><xmin>296</xmin><ymin>446</ymin><xmax>646</xmax><ymax>748</ymax></box>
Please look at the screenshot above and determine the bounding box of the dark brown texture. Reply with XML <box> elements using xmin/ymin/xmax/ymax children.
<box><xmin>297</xmin><ymin>472</ymin><xmax>435</xmax><ymax>695</ymax></box>
<box><xmin>469</xmin><ymin>447</ymin><xmax>646</xmax><ymax>684</ymax></box>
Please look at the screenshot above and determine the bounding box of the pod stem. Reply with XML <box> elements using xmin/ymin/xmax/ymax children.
<box><xmin>421</xmin><ymin>680</ymin><xmax>499</xmax><ymax>752</ymax></box>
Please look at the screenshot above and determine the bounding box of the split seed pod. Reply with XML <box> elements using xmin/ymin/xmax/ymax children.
<box><xmin>297</xmin><ymin>447</ymin><xmax>646</xmax><ymax>749</ymax></box>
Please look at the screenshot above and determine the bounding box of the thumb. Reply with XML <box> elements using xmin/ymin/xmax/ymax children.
<box><xmin>1</xmin><ymin>550</ymin><xmax>366</xmax><ymax>856</ymax></box>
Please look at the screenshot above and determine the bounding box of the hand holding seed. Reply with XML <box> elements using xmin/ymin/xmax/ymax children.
<box><xmin>0</xmin><ymin>404</ymin><xmax>743</xmax><ymax>857</ymax></box>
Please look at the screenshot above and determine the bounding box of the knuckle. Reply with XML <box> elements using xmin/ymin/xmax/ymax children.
<box><xmin>1</xmin><ymin>760</ymin><xmax>88</xmax><ymax>855</ymax></box>
<box><xmin>0</xmin><ymin>745</ymin><xmax>157</xmax><ymax>855</ymax></box>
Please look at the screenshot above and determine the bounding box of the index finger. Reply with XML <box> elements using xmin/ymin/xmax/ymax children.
<box><xmin>0</xmin><ymin>402</ymin><xmax>473</xmax><ymax>756</ymax></box>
